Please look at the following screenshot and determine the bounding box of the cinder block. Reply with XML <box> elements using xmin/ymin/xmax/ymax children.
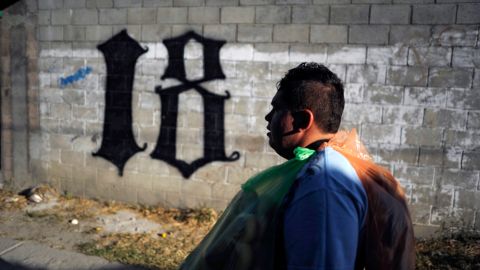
<box><xmin>73</xmin><ymin>106</ymin><xmax>97</xmax><ymax>121</ymax></box>
<box><xmin>141</xmin><ymin>25</ymin><xmax>171</xmax><ymax>42</ymax></box>
<box><xmin>60</xmin><ymin>149</ymin><xmax>85</xmax><ymax>166</ymax></box>
<box><xmin>292</xmin><ymin>5</ymin><xmax>329</xmax><ymax>24</ymax></box>
<box><xmin>157</xmin><ymin>8</ymin><xmax>187</xmax><ymax>24</ymax></box>
<box><xmin>114</xmin><ymin>0</ymin><xmax>142</xmax><ymax>7</ymax></box>
<box><xmin>38</xmin><ymin>26</ymin><xmax>64</xmax><ymax>41</ymax></box>
<box><xmin>221</xmin><ymin>7</ymin><xmax>254</xmax><ymax>23</ymax></box>
<box><xmin>445</xmin><ymin>130</ymin><xmax>480</xmax><ymax>150</ymax></box>
<box><xmin>171</xmin><ymin>25</ymin><xmax>203</xmax><ymax>36</ymax></box>
<box><xmin>432</xmin><ymin>25</ymin><xmax>478</xmax><ymax>46</ymax></box>
<box><xmin>237</xmin><ymin>25</ymin><xmax>272</xmax><ymax>42</ymax></box>
<box><xmin>342</xmin><ymin>104</ymin><xmax>382</xmax><ymax>124</ymax></box>
<box><xmin>367</xmin><ymin>46</ymin><xmax>408</xmax><ymax>65</ymax></box>
<box><xmin>382</xmin><ymin>106</ymin><xmax>423</xmax><ymax>125</ymax></box>
<box><xmin>428</xmin><ymin>67</ymin><xmax>473</xmax><ymax>88</ymax></box>
<box><xmin>408</xmin><ymin>47</ymin><xmax>451</xmax><ymax>67</ymax></box>
<box><xmin>237</xmin><ymin>61</ymin><xmax>270</xmax><ymax>81</ymax></box>
<box><xmin>276</xmin><ymin>0</ymin><xmax>309</xmax><ymax>3</ymax></box>
<box><xmin>418</xmin><ymin>147</ymin><xmax>444</xmax><ymax>167</ymax></box>
<box><xmin>394</xmin><ymin>165</ymin><xmax>435</xmax><ymax>185</ymax></box>
<box><xmin>253</xmin><ymin>44</ymin><xmax>289</xmax><ymax>63</ymax></box>
<box><xmin>240</xmin><ymin>0</ymin><xmax>274</xmax><ymax>5</ymax></box>
<box><xmin>389</xmin><ymin>25</ymin><xmax>430</xmax><ymax>45</ymax></box>
<box><xmin>85</xmin><ymin>25</ymin><xmax>113</xmax><ymax>41</ymax></box>
<box><xmin>206</xmin><ymin>0</ymin><xmax>239</xmax><ymax>5</ymax></box>
<box><xmin>370</xmin><ymin>4</ymin><xmax>410</xmax><ymax>24</ymax></box>
<box><xmin>455</xmin><ymin>190</ymin><xmax>480</xmax><ymax>209</ymax></box>
<box><xmin>349</xmin><ymin>25</ymin><xmax>389</xmax><ymax>45</ymax></box>
<box><xmin>362</xmin><ymin>124</ymin><xmax>401</xmax><ymax>144</ymax></box>
<box><xmin>462</xmin><ymin>151</ymin><xmax>480</xmax><ymax>170</ymax></box>
<box><xmin>188</xmin><ymin>7</ymin><xmax>220</xmax><ymax>24</ymax></box>
<box><xmin>38</xmin><ymin>11</ymin><xmax>51</xmax><ymax>25</ymax></box>
<box><xmin>405</xmin><ymin>87</ymin><xmax>446</xmax><ymax>106</ymax></box>
<box><xmin>394</xmin><ymin>0</ymin><xmax>432</xmax><ymax>3</ymax></box>
<box><xmin>123</xmin><ymin>171</ymin><xmax>154</xmax><ymax>190</ymax></box>
<box><xmin>327</xmin><ymin>45</ymin><xmax>366</xmax><ymax>64</ymax></box>
<box><xmin>467</xmin><ymin>111</ymin><xmax>480</xmax><ymax>130</ymax></box>
<box><xmin>273</xmin><ymin>24</ymin><xmax>309</xmax><ymax>43</ymax></box>
<box><xmin>346</xmin><ymin>65</ymin><xmax>386</xmax><ymax>84</ymax></box>
<box><xmin>232</xmin><ymin>134</ymin><xmax>265</xmax><ymax>152</ymax></box>
<box><xmin>245</xmin><ymin>152</ymin><xmax>283</xmax><ymax>168</ymax></box>
<box><xmin>409</xmin><ymin>203</ymin><xmax>431</xmax><ymax>224</ymax></box>
<box><xmin>423</xmin><ymin>108</ymin><xmax>467</xmax><ymax>130</ymax></box>
<box><xmin>452</xmin><ymin>47</ymin><xmax>480</xmax><ymax>68</ymax></box>
<box><xmin>64</xmin><ymin>26</ymin><xmax>86</xmax><ymax>41</ymax></box>
<box><xmin>143</xmin><ymin>0</ymin><xmax>174</xmax><ymax>7</ymax></box>
<box><xmin>226</xmin><ymin>166</ymin><xmax>260</xmax><ymax>185</ymax></box>
<box><xmin>255</xmin><ymin>6</ymin><xmax>290</xmax><ymax>23</ymax></box>
<box><xmin>457</xmin><ymin>3</ymin><xmax>480</xmax><ymax>24</ymax></box>
<box><xmin>311</xmin><ymin>25</ymin><xmax>348</xmax><ymax>43</ymax></box>
<box><xmin>181</xmin><ymin>180</ymin><xmax>212</xmax><ymax>198</ymax></box>
<box><xmin>401</xmin><ymin>127</ymin><xmax>444</xmax><ymax>147</ymax></box>
<box><xmin>447</xmin><ymin>88</ymin><xmax>480</xmax><ymax>110</ymax></box>
<box><xmin>86</xmin><ymin>0</ymin><xmax>114</xmax><ymax>8</ymax></box>
<box><xmin>386</xmin><ymin>66</ymin><xmax>428</xmax><ymax>87</ymax></box>
<box><xmin>344</xmin><ymin>83</ymin><xmax>364</xmax><ymax>103</ymax></box>
<box><xmin>62</xmin><ymin>89</ymin><xmax>86</xmax><ymax>105</ymax></box>
<box><xmin>49</xmin><ymin>161</ymin><xmax>73</xmax><ymax>180</ymax></box>
<box><xmin>174</xmin><ymin>0</ymin><xmax>204</xmax><ymax>6</ymax></box>
<box><xmin>127</xmin><ymin>8</ymin><xmax>156</xmax><ymax>24</ymax></box>
<box><xmin>364</xmin><ymin>85</ymin><xmax>403</xmax><ymax>105</ymax></box>
<box><xmin>289</xmin><ymin>44</ymin><xmax>327</xmax><ymax>63</ymax></box>
<box><xmin>412</xmin><ymin>4</ymin><xmax>456</xmax><ymax>24</ymax></box>
<box><xmin>375</xmin><ymin>144</ymin><xmax>419</xmax><ymax>165</ymax></box>
<box><xmin>64</xmin><ymin>0</ymin><xmax>86</xmax><ymax>8</ymax></box>
<box><xmin>211</xmin><ymin>182</ymin><xmax>239</xmax><ymax>201</ymax></box>
<box><xmin>99</xmin><ymin>9</ymin><xmax>127</xmax><ymax>25</ymax></box>
<box><xmin>314</xmin><ymin>0</ymin><xmax>349</xmax><ymax>3</ymax></box>
<box><xmin>251</xmin><ymin>80</ymin><xmax>277</xmax><ymax>98</ymax></box>
<box><xmin>38</xmin><ymin>0</ymin><xmax>63</xmax><ymax>9</ymax></box>
<box><xmin>352</xmin><ymin>0</ymin><xmax>390</xmax><ymax>3</ymax></box>
<box><xmin>51</xmin><ymin>9</ymin><xmax>72</xmax><ymax>25</ymax></box>
<box><xmin>72</xmin><ymin>9</ymin><xmax>99</xmax><ymax>25</ymax></box>
<box><xmin>331</xmin><ymin>5</ymin><xmax>369</xmax><ymax>24</ymax></box>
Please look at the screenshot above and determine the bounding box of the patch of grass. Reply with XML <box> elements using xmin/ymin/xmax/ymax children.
<box><xmin>26</xmin><ymin>210</ymin><xmax>66</xmax><ymax>223</ymax></box>
<box><xmin>416</xmin><ymin>230</ymin><xmax>480</xmax><ymax>269</ymax></box>
<box><xmin>78</xmin><ymin>233</ymin><xmax>192</xmax><ymax>270</ymax></box>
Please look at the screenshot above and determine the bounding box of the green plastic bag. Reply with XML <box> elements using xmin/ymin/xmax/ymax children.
<box><xmin>179</xmin><ymin>147</ymin><xmax>316</xmax><ymax>270</ymax></box>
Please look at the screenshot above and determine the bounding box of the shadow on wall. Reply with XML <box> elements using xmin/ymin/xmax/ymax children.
<box><xmin>93</xmin><ymin>30</ymin><xmax>240</xmax><ymax>178</ymax></box>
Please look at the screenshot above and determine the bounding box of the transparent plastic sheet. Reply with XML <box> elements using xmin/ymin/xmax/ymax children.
<box><xmin>179</xmin><ymin>147</ymin><xmax>316</xmax><ymax>270</ymax></box>
<box><xmin>180</xmin><ymin>129</ymin><xmax>415</xmax><ymax>270</ymax></box>
<box><xmin>324</xmin><ymin>129</ymin><xmax>415</xmax><ymax>270</ymax></box>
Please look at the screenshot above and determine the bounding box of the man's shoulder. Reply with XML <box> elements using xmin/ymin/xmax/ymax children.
<box><xmin>289</xmin><ymin>147</ymin><xmax>366</xmax><ymax>203</ymax></box>
<box><xmin>306</xmin><ymin>147</ymin><xmax>363</xmax><ymax>188</ymax></box>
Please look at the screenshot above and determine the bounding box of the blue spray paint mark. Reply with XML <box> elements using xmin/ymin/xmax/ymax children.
<box><xmin>59</xmin><ymin>66</ymin><xmax>93</xmax><ymax>88</ymax></box>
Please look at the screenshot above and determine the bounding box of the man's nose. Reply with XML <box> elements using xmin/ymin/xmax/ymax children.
<box><xmin>265</xmin><ymin>111</ymin><xmax>272</xmax><ymax>122</ymax></box>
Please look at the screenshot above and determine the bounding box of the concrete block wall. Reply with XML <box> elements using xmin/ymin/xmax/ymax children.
<box><xmin>1</xmin><ymin>0</ymin><xmax>480</xmax><ymax>231</ymax></box>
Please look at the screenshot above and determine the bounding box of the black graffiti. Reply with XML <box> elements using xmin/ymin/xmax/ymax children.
<box><xmin>151</xmin><ymin>31</ymin><xmax>240</xmax><ymax>178</ymax></box>
<box><xmin>93</xmin><ymin>30</ymin><xmax>239</xmax><ymax>178</ymax></box>
<box><xmin>93</xmin><ymin>30</ymin><xmax>147</xmax><ymax>176</ymax></box>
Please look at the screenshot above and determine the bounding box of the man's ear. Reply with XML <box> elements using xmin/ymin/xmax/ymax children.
<box><xmin>291</xmin><ymin>109</ymin><xmax>314</xmax><ymax>131</ymax></box>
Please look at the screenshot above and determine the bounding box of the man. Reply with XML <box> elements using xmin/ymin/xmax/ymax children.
<box><xmin>180</xmin><ymin>63</ymin><xmax>415</xmax><ymax>270</ymax></box>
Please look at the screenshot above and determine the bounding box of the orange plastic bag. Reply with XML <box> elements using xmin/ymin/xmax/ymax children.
<box><xmin>324</xmin><ymin>129</ymin><xmax>415</xmax><ymax>270</ymax></box>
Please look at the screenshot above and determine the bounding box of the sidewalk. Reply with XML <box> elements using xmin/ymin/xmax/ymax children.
<box><xmin>0</xmin><ymin>237</ymin><xmax>148</xmax><ymax>270</ymax></box>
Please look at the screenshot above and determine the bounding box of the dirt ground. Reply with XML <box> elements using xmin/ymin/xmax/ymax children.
<box><xmin>1</xmin><ymin>186</ymin><xmax>479</xmax><ymax>270</ymax></box>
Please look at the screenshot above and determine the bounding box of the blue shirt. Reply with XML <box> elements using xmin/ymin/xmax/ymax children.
<box><xmin>283</xmin><ymin>147</ymin><xmax>368</xmax><ymax>270</ymax></box>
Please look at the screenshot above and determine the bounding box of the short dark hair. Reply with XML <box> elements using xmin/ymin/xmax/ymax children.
<box><xmin>277</xmin><ymin>62</ymin><xmax>345</xmax><ymax>133</ymax></box>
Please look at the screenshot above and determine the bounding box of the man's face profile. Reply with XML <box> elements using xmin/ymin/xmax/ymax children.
<box><xmin>265</xmin><ymin>90</ymin><xmax>299</xmax><ymax>159</ymax></box>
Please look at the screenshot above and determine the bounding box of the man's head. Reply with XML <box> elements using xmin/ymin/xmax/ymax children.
<box><xmin>265</xmin><ymin>62</ymin><xmax>344</xmax><ymax>159</ymax></box>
